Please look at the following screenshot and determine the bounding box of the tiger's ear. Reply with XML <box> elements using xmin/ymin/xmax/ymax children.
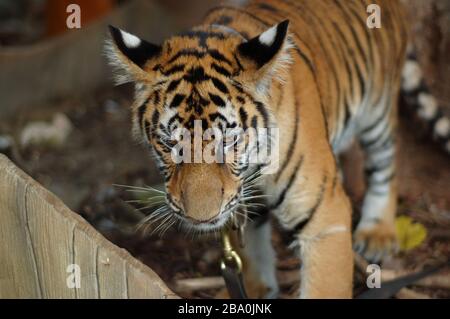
<box><xmin>106</xmin><ymin>25</ymin><xmax>161</xmax><ymax>84</ymax></box>
<box><xmin>237</xmin><ymin>20</ymin><xmax>290</xmax><ymax>68</ymax></box>
<box><xmin>237</xmin><ymin>20</ymin><xmax>292</xmax><ymax>90</ymax></box>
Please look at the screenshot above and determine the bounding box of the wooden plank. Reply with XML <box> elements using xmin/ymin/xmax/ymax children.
<box><xmin>0</xmin><ymin>154</ymin><xmax>177</xmax><ymax>299</ymax></box>
<box><xmin>126</xmin><ymin>263</ymin><xmax>178</xmax><ymax>299</ymax></box>
<box><xmin>25</xmin><ymin>186</ymin><xmax>76</xmax><ymax>298</ymax></box>
<box><xmin>0</xmin><ymin>165</ymin><xmax>41</xmax><ymax>298</ymax></box>
<box><xmin>96</xmin><ymin>246</ymin><xmax>128</xmax><ymax>298</ymax></box>
<box><xmin>73</xmin><ymin>227</ymin><xmax>100</xmax><ymax>298</ymax></box>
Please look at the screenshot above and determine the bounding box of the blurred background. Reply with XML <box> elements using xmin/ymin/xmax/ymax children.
<box><xmin>0</xmin><ymin>0</ymin><xmax>449</xmax><ymax>298</ymax></box>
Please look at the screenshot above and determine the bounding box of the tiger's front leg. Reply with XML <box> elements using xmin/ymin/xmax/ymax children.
<box><xmin>286</xmin><ymin>180</ymin><xmax>353</xmax><ymax>298</ymax></box>
<box><xmin>354</xmin><ymin>93</ymin><xmax>399</xmax><ymax>262</ymax></box>
<box><xmin>240</xmin><ymin>219</ymin><xmax>279</xmax><ymax>299</ymax></box>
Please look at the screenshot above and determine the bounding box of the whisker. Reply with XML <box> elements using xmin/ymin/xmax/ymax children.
<box><xmin>241</xmin><ymin>194</ymin><xmax>272</xmax><ymax>201</ymax></box>
<box><xmin>115</xmin><ymin>183</ymin><xmax>166</xmax><ymax>195</ymax></box>
<box><xmin>239</xmin><ymin>202</ymin><xmax>266</xmax><ymax>208</ymax></box>
<box><xmin>135</xmin><ymin>203</ymin><xmax>166</xmax><ymax>212</ymax></box>
<box><xmin>152</xmin><ymin>213</ymin><xmax>173</xmax><ymax>236</ymax></box>
<box><xmin>125</xmin><ymin>197</ymin><xmax>166</xmax><ymax>204</ymax></box>
<box><xmin>139</xmin><ymin>206</ymin><xmax>170</xmax><ymax>225</ymax></box>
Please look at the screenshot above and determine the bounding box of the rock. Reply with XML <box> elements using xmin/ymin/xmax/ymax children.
<box><xmin>103</xmin><ymin>99</ymin><xmax>121</xmax><ymax>114</ymax></box>
<box><xmin>0</xmin><ymin>135</ymin><xmax>13</xmax><ymax>153</ymax></box>
<box><xmin>20</xmin><ymin>113</ymin><xmax>72</xmax><ymax>148</ymax></box>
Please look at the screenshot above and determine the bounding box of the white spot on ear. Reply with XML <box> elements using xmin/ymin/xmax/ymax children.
<box><xmin>259</xmin><ymin>25</ymin><xmax>277</xmax><ymax>46</ymax></box>
<box><xmin>402</xmin><ymin>60</ymin><xmax>422</xmax><ymax>92</ymax></box>
<box><xmin>418</xmin><ymin>93</ymin><xmax>438</xmax><ymax>120</ymax></box>
<box><xmin>120</xmin><ymin>29</ymin><xmax>141</xmax><ymax>48</ymax></box>
<box><xmin>435</xmin><ymin>117</ymin><xmax>450</xmax><ymax>137</ymax></box>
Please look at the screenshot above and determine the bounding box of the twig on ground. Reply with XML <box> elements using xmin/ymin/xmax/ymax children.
<box><xmin>382</xmin><ymin>269</ymin><xmax>450</xmax><ymax>290</ymax></box>
<box><xmin>175</xmin><ymin>277</ymin><xmax>225</xmax><ymax>292</ymax></box>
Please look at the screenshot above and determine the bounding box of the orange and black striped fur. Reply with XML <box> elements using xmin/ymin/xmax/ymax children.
<box><xmin>106</xmin><ymin>0</ymin><xmax>450</xmax><ymax>298</ymax></box>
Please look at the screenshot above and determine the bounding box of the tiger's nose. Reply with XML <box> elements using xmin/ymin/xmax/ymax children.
<box><xmin>180</xmin><ymin>178</ymin><xmax>223</xmax><ymax>222</ymax></box>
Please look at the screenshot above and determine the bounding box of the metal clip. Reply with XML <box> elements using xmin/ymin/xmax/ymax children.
<box><xmin>220</xmin><ymin>229</ymin><xmax>243</xmax><ymax>273</ymax></box>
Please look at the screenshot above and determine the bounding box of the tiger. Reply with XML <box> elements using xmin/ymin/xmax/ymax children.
<box><xmin>106</xmin><ymin>0</ymin><xmax>450</xmax><ymax>298</ymax></box>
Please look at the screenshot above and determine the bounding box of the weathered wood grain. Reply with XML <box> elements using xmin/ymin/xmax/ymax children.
<box><xmin>0</xmin><ymin>154</ymin><xmax>177</xmax><ymax>299</ymax></box>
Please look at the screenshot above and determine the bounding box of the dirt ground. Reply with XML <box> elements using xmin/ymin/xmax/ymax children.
<box><xmin>1</xmin><ymin>83</ymin><xmax>449</xmax><ymax>299</ymax></box>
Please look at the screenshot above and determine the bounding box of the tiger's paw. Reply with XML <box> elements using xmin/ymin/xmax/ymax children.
<box><xmin>353</xmin><ymin>220</ymin><xmax>398</xmax><ymax>263</ymax></box>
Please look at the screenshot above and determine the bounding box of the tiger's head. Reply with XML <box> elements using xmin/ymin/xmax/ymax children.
<box><xmin>106</xmin><ymin>20</ymin><xmax>292</xmax><ymax>232</ymax></box>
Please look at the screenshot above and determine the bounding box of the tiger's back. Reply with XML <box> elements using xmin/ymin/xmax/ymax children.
<box><xmin>205</xmin><ymin>0</ymin><xmax>408</xmax><ymax>151</ymax></box>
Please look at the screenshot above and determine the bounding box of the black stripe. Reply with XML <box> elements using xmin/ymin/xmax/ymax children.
<box><xmin>168</xmin><ymin>49</ymin><xmax>205</xmax><ymax>64</ymax></box>
<box><xmin>153</xmin><ymin>90</ymin><xmax>161</xmax><ymax>105</ymax></box>
<box><xmin>205</xmin><ymin>6</ymin><xmax>274</xmax><ymax>32</ymax></box>
<box><xmin>360</xmin><ymin>94</ymin><xmax>392</xmax><ymax>136</ymax></box>
<box><xmin>278</xmin><ymin>0</ymin><xmax>335</xmax><ymax>138</ymax></box>
<box><xmin>345</xmin><ymin>2</ymin><xmax>375</xmax><ymax>71</ymax></box>
<box><xmin>209</xmin><ymin>112</ymin><xmax>231</xmax><ymax>126</ymax></box>
<box><xmin>370</xmin><ymin>171</ymin><xmax>396</xmax><ymax>185</ymax></box>
<box><xmin>364</xmin><ymin>132</ymin><xmax>394</xmax><ymax>153</ymax></box>
<box><xmin>144</xmin><ymin>120</ymin><xmax>151</xmax><ymax>140</ymax></box>
<box><xmin>239</xmin><ymin>107</ymin><xmax>248</xmax><ymax>129</ymax></box>
<box><xmin>292</xmin><ymin>0</ymin><xmax>343</xmax><ymax>128</ymax></box>
<box><xmin>275</xmin><ymin>94</ymin><xmax>299</xmax><ymax>183</ymax></box>
<box><xmin>167</xmin><ymin>79</ymin><xmax>182</xmax><ymax>93</ymax></box>
<box><xmin>211</xmin><ymin>63</ymin><xmax>232</xmax><ymax>77</ymax></box>
<box><xmin>234</xmin><ymin>52</ymin><xmax>245</xmax><ymax>72</ymax></box>
<box><xmin>183</xmin><ymin>66</ymin><xmax>209</xmax><ymax>84</ymax></box>
<box><xmin>161</xmin><ymin>64</ymin><xmax>185</xmax><ymax>76</ymax></box>
<box><xmin>365</xmin><ymin>155</ymin><xmax>393</xmax><ymax>177</ymax></box>
<box><xmin>254</xmin><ymin>101</ymin><xmax>269</xmax><ymax>127</ymax></box>
<box><xmin>257</xmin><ymin>3</ymin><xmax>278</xmax><ymax>12</ymax></box>
<box><xmin>334</xmin><ymin>0</ymin><xmax>371</xmax><ymax>77</ymax></box>
<box><xmin>169</xmin><ymin>94</ymin><xmax>186</xmax><ymax>108</ymax></box>
<box><xmin>210</xmin><ymin>15</ymin><xmax>233</xmax><ymax>26</ymax></box>
<box><xmin>250</xmin><ymin>116</ymin><xmax>258</xmax><ymax>129</ymax></box>
<box><xmin>167</xmin><ymin>114</ymin><xmax>183</xmax><ymax>130</ymax></box>
<box><xmin>269</xmin><ymin>155</ymin><xmax>305</xmax><ymax>210</ymax></box>
<box><xmin>302</xmin><ymin>175</ymin><xmax>327</xmax><ymax>217</ymax></box>
<box><xmin>253</xmin><ymin>206</ymin><xmax>271</xmax><ymax>228</ymax></box>
<box><xmin>137</xmin><ymin>97</ymin><xmax>151</xmax><ymax>131</ymax></box>
<box><xmin>209</xmin><ymin>49</ymin><xmax>233</xmax><ymax>66</ymax></box>
<box><xmin>211</xmin><ymin>77</ymin><xmax>230</xmax><ymax>94</ymax></box>
<box><xmin>360</xmin><ymin>120</ymin><xmax>390</xmax><ymax>148</ymax></box>
<box><xmin>178</xmin><ymin>30</ymin><xmax>225</xmax><ymax>48</ymax></box>
<box><xmin>209</xmin><ymin>93</ymin><xmax>226</xmax><ymax>107</ymax></box>
<box><xmin>332</xmin><ymin>22</ymin><xmax>354</xmax><ymax>137</ymax></box>
<box><xmin>151</xmin><ymin>110</ymin><xmax>160</xmax><ymax>136</ymax></box>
